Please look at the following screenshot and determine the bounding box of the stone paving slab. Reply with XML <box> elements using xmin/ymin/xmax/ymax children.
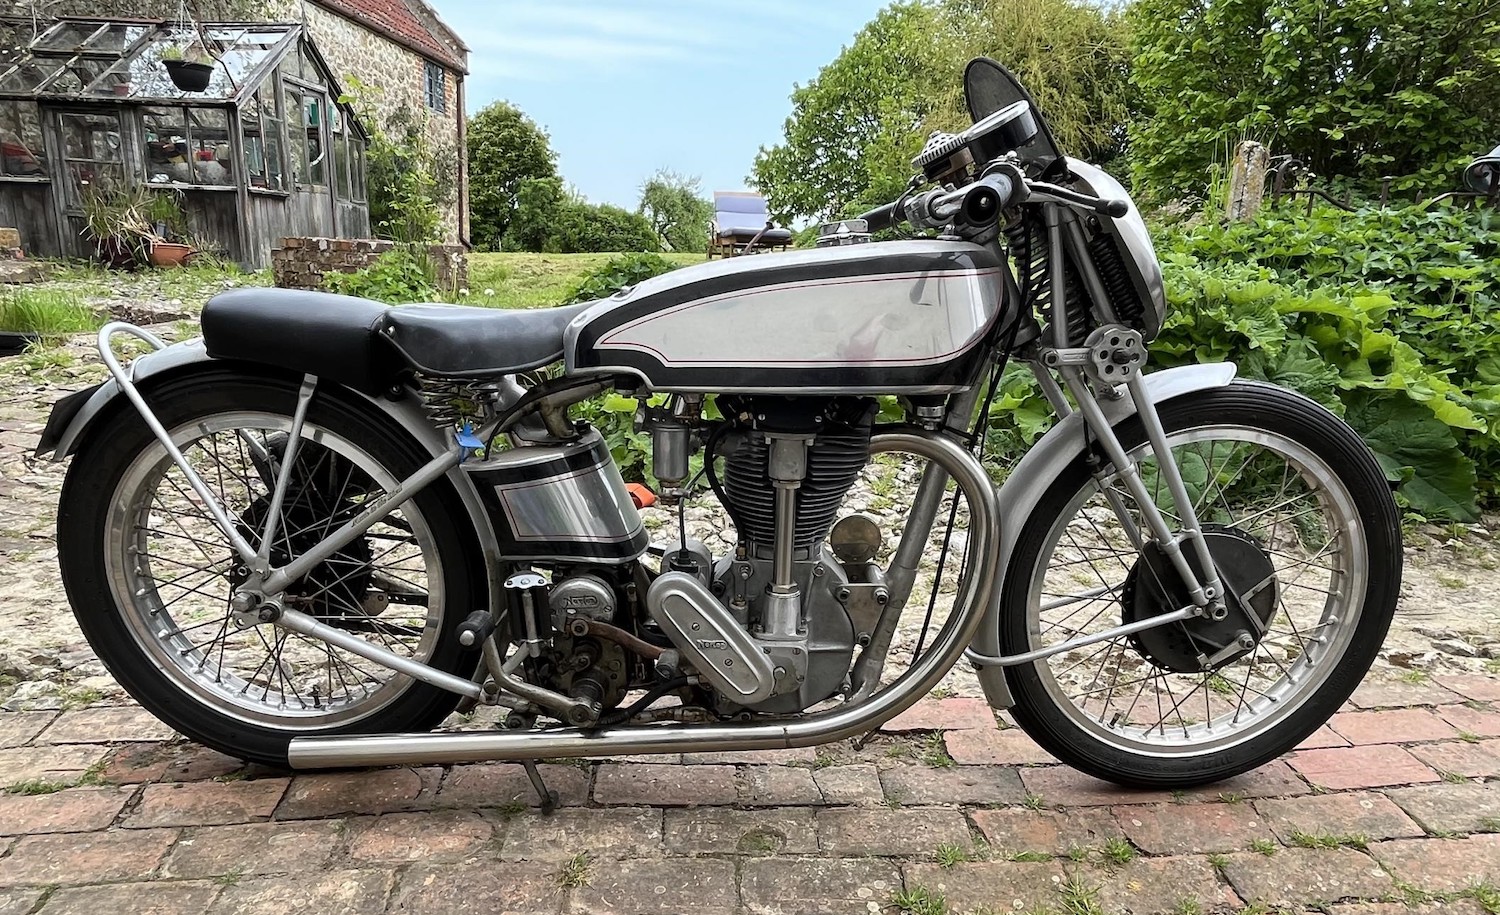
<box><xmin>0</xmin><ymin>671</ymin><xmax>1494</xmax><ymax>912</ymax></box>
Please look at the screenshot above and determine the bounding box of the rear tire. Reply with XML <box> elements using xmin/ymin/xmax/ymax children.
<box><xmin>1001</xmin><ymin>382</ymin><xmax>1401</xmax><ymax>787</ymax></box>
<box><xmin>57</xmin><ymin>370</ymin><xmax>483</xmax><ymax>766</ymax></box>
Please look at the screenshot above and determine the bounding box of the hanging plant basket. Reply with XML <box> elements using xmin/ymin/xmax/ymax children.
<box><xmin>163</xmin><ymin>59</ymin><xmax>214</xmax><ymax>92</ymax></box>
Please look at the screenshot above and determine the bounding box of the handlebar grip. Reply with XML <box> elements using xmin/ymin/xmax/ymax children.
<box><xmin>857</xmin><ymin>202</ymin><xmax>898</xmax><ymax>233</ymax></box>
<box><xmin>959</xmin><ymin>174</ymin><xmax>1017</xmax><ymax>226</ymax></box>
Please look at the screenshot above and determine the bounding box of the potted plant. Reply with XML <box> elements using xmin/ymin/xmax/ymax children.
<box><xmin>0</xmin><ymin>288</ymin><xmax>101</xmax><ymax>356</ymax></box>
<box><xmin>80</xmin><ymin>185</ymin><xmax>161</xmax><ymax>269</ymax></box>
<box><xmin>142</xmin><ymin>191</ymin><xmax>195</xmax><ymax>267</ymax></box>
<box><xmin>161</xmin><ymin>44</ymin><xmax>214</xmax><ymax>92</ymax></box>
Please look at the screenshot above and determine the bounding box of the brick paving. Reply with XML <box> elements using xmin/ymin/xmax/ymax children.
<box><xmin>1</xmin><ymin>313</ymin><xmax>1498</xmax><ymax>914</ymax></box>
<box><xmin>0</xmin><ymin>685</ymin><xmax>1489</xmax><ymax>913</ymax></box>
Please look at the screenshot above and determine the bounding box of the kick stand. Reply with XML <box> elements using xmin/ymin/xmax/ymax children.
<box><xmin>522</xmin><ymin>760</ymin><xmax>559</xmax><ymax>815</ymax></box>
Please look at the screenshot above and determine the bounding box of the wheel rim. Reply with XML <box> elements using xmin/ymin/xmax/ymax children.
<box><xmin>104</xmin><ymin>412</ymin><xmax>446</xmax><ymax>729</ymax></box>
<box><xmin>1026</xmin><ymin>424</ymin><xmax>1367</xmax><ymax>756</ymax></box>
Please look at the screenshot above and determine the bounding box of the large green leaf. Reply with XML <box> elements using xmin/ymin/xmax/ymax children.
<box><xmin>1343</xmin><ymin>391</ymin><xmax>1478</xmax><ymax>521</ymax></box>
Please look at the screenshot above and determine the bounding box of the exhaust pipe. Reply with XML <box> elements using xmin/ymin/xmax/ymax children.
<box><xmin>287</xmin><ymin>431</ymin><xmax>1000</xmax><ymax>769</ymax></box>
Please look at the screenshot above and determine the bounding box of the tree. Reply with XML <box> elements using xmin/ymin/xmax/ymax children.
<box><xmin>467</xmin><ymin>101</ymin><xmax>557</xmax><ymax>251</ymax></box>
<box><xmin>638</xmin><ymin>170</ymin><xmax>713</xmax><ymax>253</ymax></box>
<box><xmin>941</xmin><ymin>0</ymin><xmax>1131</xmax><ymax>165</ymax></box>
<box><xmin>751</xmin><ymin>0</ymin><xmax>1131</xmax><ymax>223</ymax></box>
<box><xmin>501</xmin><ymin>177</ymin><xmax>566</xmax><ymax>253</ymax></box>
<box><xmin>1128</xmin><ymin>0</ymin><xmax>1500</xmax><ymax>200</ymax></box>
<box><xmin>751</xmin><ymin>2</ymin><xmax>942</xmax><ymax>223</ymax></box>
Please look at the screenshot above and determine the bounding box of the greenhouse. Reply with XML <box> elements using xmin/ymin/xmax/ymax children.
<box><xmin>0</xmin><ymin>17</ymin><xmax>369</xmax><ymax>267</ymax></box>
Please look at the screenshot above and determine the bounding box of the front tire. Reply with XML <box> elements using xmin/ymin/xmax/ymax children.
<box><xmin>57</xmin><ymin>370</ymin><xmax>483</xmax><ymax>766</ymax></box>
<box><xmin>1001</xmin><ymin>382</ymin><xmax>1401</xmax><ymax>787</ymax></box>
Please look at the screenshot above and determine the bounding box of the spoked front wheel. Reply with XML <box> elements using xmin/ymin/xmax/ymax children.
<box><xmin>1001</xmin><ymin>382</ymin><xmax>1401</xmax><ymax>787</ymax></box>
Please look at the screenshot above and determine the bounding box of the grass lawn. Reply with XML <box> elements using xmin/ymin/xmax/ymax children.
<box><xmin>467</xmin><ymin>252</ymin><xmax>706</xmax><ymax>310</ymax></box>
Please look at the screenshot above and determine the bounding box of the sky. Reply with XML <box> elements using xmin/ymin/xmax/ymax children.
<box><xmin>432</xmin><ymin>1</ymin><xmax>890</xmax><ymax>209</ymax></box>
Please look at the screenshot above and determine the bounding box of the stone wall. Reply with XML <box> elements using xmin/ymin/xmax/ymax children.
<box><xmin>271</xmin><ymin>236</ymin><xmax>467</xmax><ymax>295</ymax></box>
<box><xmin>0</xmin><ymin>227</ymin><xmax>47</xmax><ymax>283</ymax></box>
<box><xmin>0</xmin><ymin>228</ymin><xmax>21</xmax><ymax>260</ymax></box>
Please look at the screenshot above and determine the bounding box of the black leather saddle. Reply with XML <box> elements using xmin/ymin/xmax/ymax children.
<box><xmin>201</xmin><ymin>288</ymin><xmax>592</xmax><ymax>393</ymax></box>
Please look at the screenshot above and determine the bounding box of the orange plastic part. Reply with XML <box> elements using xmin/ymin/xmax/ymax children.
<box><xmin>626</xmin><ymin>483</ymin><xmax>657</xmax><ymax>509</ymax></box>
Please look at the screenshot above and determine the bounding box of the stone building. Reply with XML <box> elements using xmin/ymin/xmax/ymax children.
<box><xmin>15</xmin><ymin>0</ymin><xmax>470</xmax><ymax>242</ymax></box>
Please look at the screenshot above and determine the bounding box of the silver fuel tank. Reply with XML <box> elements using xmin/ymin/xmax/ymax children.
<box><xmin>563</xmin><ymin>239</ymin><xmax>1012</xmax><ymax>394</ymax></box>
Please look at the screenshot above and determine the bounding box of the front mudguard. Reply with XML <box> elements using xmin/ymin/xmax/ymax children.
<box><xmin>38</xmin><ymin>339</ymin><xmax>506</xmax><ymax>615</ymax></box>
<box><xmin>970</xmin><ymin>362</ymin><xmax>1239</xmax><ymax>709</ymax></box>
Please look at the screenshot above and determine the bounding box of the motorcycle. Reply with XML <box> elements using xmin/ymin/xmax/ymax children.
<box><xmin>38</xmin><ymin>58</ymin><xmax>1400</xmax><ymax>798</ymax></box>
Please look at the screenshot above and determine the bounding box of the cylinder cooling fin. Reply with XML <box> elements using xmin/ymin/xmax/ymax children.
<box><xmin>717</xmin><ymin>396</ymin><xmax>876</xmax><ymax>552</ymax></box>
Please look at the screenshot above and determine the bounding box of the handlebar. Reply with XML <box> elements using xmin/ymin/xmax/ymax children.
<box><xmin>854</xmin><ymin>165</ymin><xmax>1131</xmax><ymax>237</ymax></box>
<box><xmin>906</xmin><ymin>171</ymin><xmax>1022</xmax><ymax>232</ymax></box>
<box><xmin>856</xmin><ymin>200</ymin><xmax>900</xmax><ymax>233</ymax></box>
<box><xmin>857</xmin><ymin>169</ymin><xmax>1025</xmax><ymax>237</ymax></box>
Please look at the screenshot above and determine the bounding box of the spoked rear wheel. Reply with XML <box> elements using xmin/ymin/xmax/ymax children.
<box><xmin>1001</xmin><ymin>382</ymin><xmax>1401</xmax><ymax>787</ymax></box>
<box><xmin>57</xmin><ymin>371</ymin><xmax>482</xmax><ymax>765</ymax></box>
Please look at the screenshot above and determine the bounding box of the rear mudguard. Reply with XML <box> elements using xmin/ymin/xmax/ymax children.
<box><xmin>970</xmin><ymin>362</ymin><xmax>1238</xmax><ymax>709</ymax></box>
<box><xmin>38</xmin><ymin>339</ymin><xmax>505</xmax><ymax>615</ymax></box>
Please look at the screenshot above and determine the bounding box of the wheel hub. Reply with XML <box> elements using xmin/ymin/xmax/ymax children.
<box><xmin>1122</xmin><ymin>524</ymin><xmax>1278</xmax><ymax>673</ymax></box>
<box><xmin>236</xmin><ymin>493</ymin><xmax>374</xmax><ymax>622</ymax></box>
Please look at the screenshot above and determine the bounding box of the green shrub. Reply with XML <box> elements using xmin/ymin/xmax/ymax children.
<box><xmin>556</xmin><ymin>203</ymin><xmax>659</xmax><ymax>255</ymax></box>
<box><xmin>563</xmin><ymin>252</ymin><xmax>677</xmax><ymax>305</ymax></box>
<box><xmin>984</xmin><ymin>201</ymin><xmax>1497</xmax><ymax>520</ymax></box>
<box><xmin>1159</xmin><ymin>202</ymin><xmax>1500</xmax><ymax>517</ymax></box>
<box><xmin>0</xmin><ymin>288</ymin><xmax>101</xmax><ymax>337</ymax></box>
<box><xmin>1153</xmin><ymin>253</ymin><xmax>1479</xmax><ymax>520</ymax></box>
<box><xmin>502</xmin><ymin>177</ymin><xmax>659</xmax><ymax>254</ymax></box>
<box><xmin>322</xmin><ymin>246</ymin><xmax>438</xmax><ymax>304</ymax></box>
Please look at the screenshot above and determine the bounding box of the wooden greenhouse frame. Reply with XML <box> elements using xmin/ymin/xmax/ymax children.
<box><xmin>0</xmin><ymin>17</ymin><xmax>370</xmax><ymax>267</ymax></box>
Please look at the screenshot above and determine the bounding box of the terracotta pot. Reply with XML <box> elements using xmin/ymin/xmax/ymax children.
<box><xmin>149</xmin><ymin>242</ymin><xmax>195</xmax><ymax>268</ymax></box>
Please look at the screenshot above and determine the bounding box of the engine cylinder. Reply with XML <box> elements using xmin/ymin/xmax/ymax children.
<box><xmin>721</xmin><ymin>398</ymin><xmax>875</xmax><ymax>552</ymax></box>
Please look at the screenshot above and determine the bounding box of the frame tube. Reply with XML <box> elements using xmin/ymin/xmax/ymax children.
<box><xmin>255</xmin><ymin>374</ymin><xmax>317</xmax><ymax>569</ymax></box>
<box><xmin>287</xmin><ymin>429</ymin><xmax>1001</xmax><ymax>768</ymax></box>
<box><xmin>274</xmin><ymin>608</ymin><xmax>484</xmax><ymax>700</ymax></box>
<box><xmin>965</xmin><ymin>607</ymin><xmax>1193</xmax><ymax>667</ymax></box>
<box><xmin>1059</xmin><ymin>369</ymin><xmax>1212</xmax><ymax>608</ymax></box>
<box><xmin>256</xmin><ymin>446</ymin><xmax>463</xmax><ymax>596</ymax></box>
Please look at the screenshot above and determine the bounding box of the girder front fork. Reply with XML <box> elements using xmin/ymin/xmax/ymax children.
<box><xmin>1054</xmin><ymin>365</ymin><xmax>1229</xmax><ymax>621</ymax></box>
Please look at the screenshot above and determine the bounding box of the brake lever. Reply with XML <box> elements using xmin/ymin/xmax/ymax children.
<box><xmin>1027</xmin><ymin>181</ymin><xmax>1130</xmax><ymax>218</ymax></box>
